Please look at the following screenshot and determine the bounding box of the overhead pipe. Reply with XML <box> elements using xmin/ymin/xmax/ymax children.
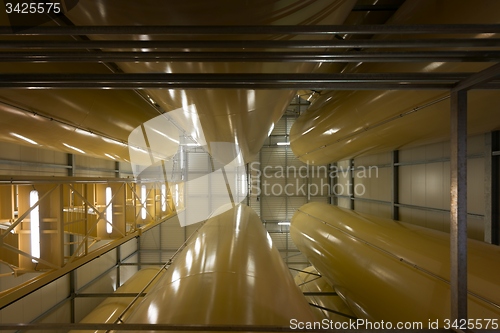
<box><xmin>290</xmin><ymin>0</ymin><xmax>500</xmax><ymax>165</ymax></box>
<box><xmin>2</xmin><ymin>24</ymin><xmax>500</xmax><ymax>35</ymax></box>
<box><xmin>2</xmin><ymin>38</ymin><xmax>499</xmax><ymax>49</ymax></box>
<box><xmin>290</xmin><ymin>203</ymin><xmax>500</xmax><ymax>324</ymax></box>
<box><xmin>3</xmin><ymin>51</ymin><xmax>500</xmax><ymax>63</ymax></box>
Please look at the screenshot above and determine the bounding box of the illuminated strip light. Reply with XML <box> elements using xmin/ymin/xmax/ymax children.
<box><xmin>277</xmin><ymin>142</ymin><xmax>290</xmax><ymax>146</ymax></box>
<box><xmin>161</xmin><ymin>184</ymin><xmax>167</xmax><ymax>212</ymax></box>
<box><xmin>30</xmin><ymin>190</ymin><xmax>40</xmax><ymax>262</ymax></box>
<box><xmin>105</xmin><ymin>153</ymin><xmax>116</xmax><ymax>160</ymax></box>
<box><xmin>63</xmin><ymin>143</ymin><xmax>85</xmax><ymax>154</ymax></box>
<box><xmin>278</xmin><ymin>222</ymin><xmax>291</xmax><ymax>226</ymax></box>
<box><xmin>105</xmin><ymin>187</ymin><xmax>113</xmax><ymax>234</ymax></box>
<box><xmin>175</xmin><ymin>184</ymin><xmax>179</xmax><ymax>206</ymax></box>
<box><xmin>12</xmin><ymin>133</ymin><xmax>38</xmax><ymax>145</ymax></box>
<box><xmin>141</xmin><ymin>185</ymin><xmax>147</xmax><ymax>220</ymax></box>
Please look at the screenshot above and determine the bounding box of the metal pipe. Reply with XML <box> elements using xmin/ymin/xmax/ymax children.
<box><xmin>1</xmin><ymin>38</ymin><xmax>498</xmax><ymax>49</ymax></box>
<box><xmin>1</xmin><ymin>73</ymin><xmax>496</xmax><ymax>90</ymax></box>
<box><xmin>2</xmin><ymin>51</ymin><xmax>500</xmax><ymax>63</ymax></box>
<box><xmin>1</xmin><ymin>24</ymin><xmax>499</xmax><ymax>35</ymax></box>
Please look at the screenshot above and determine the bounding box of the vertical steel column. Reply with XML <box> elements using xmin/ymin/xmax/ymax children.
<box><xmin>259</xmin><ymin>150</ymin><xmax>263</xmax><ymax>216</ymax></box>
<box><xmin>330</xmin><ymin>163</ymin><xmax>338</xmax><ymax>205</ymax></box>
<box><xmin>137</xmin><ymin>236</ymin><xmax>142</xmax><ymax>271</ymax></box>
<box><xmin>115</xmin><ymin>161</ymin><xmax>120</xmax><ymax>178</ymax></box>
<box><xmin>450</xmin><ymin>90</ymin><xmax>468</xmax><ymax>322</ymax></box>
<box><xmin>349</xmin><ymin>159</ymin><xmax>355</xmax><ymax>210</ymax></box>
<box><xmin>484</xmin><ymin>131</ymin><xmax>499</xmax><ymax>244</ymax></box>
<box><xmin>391</xmin><ymin>150</ymin><xmax>400</xmax><ymax>220</ymax></box>
<box><xmin>116</xmin><ymin>246</ymin><xmax>121</xmax><ymax>290</ymax></box>
<box><xmin>67</xmin><ymin>153</ymin><xmax>75</xmax><ymax>177</ymax></box>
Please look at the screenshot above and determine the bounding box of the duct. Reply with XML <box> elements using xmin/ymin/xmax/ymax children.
<box><xmin>118</xmin><ymin>204</ymin><xmax>316</xmax><ymax>331</ymax></box>
<box><xmin>290</xmin><ymin>203</ymin><xmax>500</xmax><ymax>324</ymax></box>
<box><xmin>0</xmin><ymin>0</ymin><xmax>356</xmax><ymax>164</ymax></box>
<box><xmin>290</xmin><ymin>0</ymin><xmax>500</xmax><ymax>165</ymax></box>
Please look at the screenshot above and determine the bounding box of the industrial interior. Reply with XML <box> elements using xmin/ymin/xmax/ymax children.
<box><xmin>0</xmin><ymin>0</ymin><xmax>499</xmax><ymax>332</ymax></box>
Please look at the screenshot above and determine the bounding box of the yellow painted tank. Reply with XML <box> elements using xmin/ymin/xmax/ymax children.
<box><xmin>71</xmin><ymin>267</ymin><xmax>164</xmax><ymax>333</ymax></box>
<box><xmin>290</xmin><ymin>203</ymin><xmax>500</xmax><ymax>325</ymax></box>
<box><xmin>290</xmin><ymin>0</ymin><xmax>500</xmax><ymax>164</ymax></box>
<box><xmin>0</xmin><ymin>0</ymin><xmax>356</xmax><ymax>163</ymax></box>
<box><xmin>120</xmin><ymin>204</ymin><xmax>316</xmax><ymax>330</ymax></box>
<box><xmin>294</xmin><ymin>266</ymin><xmax>356</xmax><ymax>322</ymax></box>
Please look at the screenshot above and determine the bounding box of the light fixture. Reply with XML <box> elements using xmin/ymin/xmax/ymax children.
<box><xmin>105</xmin><ymin>187</ymin><xmax>113</xmax><ymax>234</ymax></box>
<box><xmin>141</xmin><ymin>185</ymin><xmax>147</xmax><ymax>220</ymax></box>
<box><xmin>277</xmin><ymin>142</ymin><xmax>290</xmax><ymax>146</ymax></box>
<box><xmin>175</xmin><ymin>184</ymin><xmax>179</xmax><ymax>206</ymax></box>
<box><xmin>278</xmin><ymin>222</ymin><xmax>291</xmax><ymax>226</ymax></box>
<box><xmin>105</xmin><ymin>153</ymin><xmax>116</xmax><ymax>160</ymax></box>
<box><xmin>12</xmin><ymin>133</ymin><xmax>38</xmax><ymax>145</ymax></box>
<box><xmin>30</xmin><ymin>190</ymin><xmax>40</xmax><ymax>262</ymax></box>
<box><xmin>161</xmin><ymin>184</ymin><xmax>167</xmax><ymax>212</ymax></box>
<box><xmin>63</xmin><ymin>143</ymin><xmax>85</xmax><ymax>154</ymax></box>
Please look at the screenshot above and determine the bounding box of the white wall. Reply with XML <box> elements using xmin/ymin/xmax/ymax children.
<box><xmin>336</xmin><ymin>134</ymin><xmax>489</xmax><ymax>241</ymax></box>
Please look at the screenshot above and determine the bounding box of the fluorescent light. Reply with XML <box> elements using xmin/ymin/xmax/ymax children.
<box><xmin>105</xmin><ymin>153</ymin><xmax>116</xmax><ymax>160</ymax></box>
<box><xmin>30</xmin><ymin>190</ymin><xmax>40</xmax><ymax>262</ymax></box>
<box><xmin>175</xmin><ymin>184</ymin><xmax>179</xmax><ymax>206</ymax></box>
<box><xmin>161</xmin><ymin>184</ymin><xmax>167</xmax><ymax>212</ymax></box>
<box><xmin>105</xmin><ymin>187</ymin><xmax>113</xmax><ymax>234</ymax></box>
<box><xmin>141</xmin><ymin>185</ymin><xmax>147</xmax><ymax>220</ymax></box>
<box><xmin>278</xmin><ymin>222</ymin><xmax>290</xmax><ymax>226</ymax></box>
<box><xmin>277</xmin><ymin>142</ymin><xmax>290</xmax><ymax>146</ymax></box>
<box><xmin>12</xmin><ymin>133</ymin><xmax>38</xmax><ymax>145</ymax></box>
<box><xmin>63</xmin><ymin>143</ymin><xmax>85</xmax><ymax>154</ymax></box>
<box><xmin>75</xmin><ymin>128</ymin><xmax>96</xmax><ymax>137</ymax></box>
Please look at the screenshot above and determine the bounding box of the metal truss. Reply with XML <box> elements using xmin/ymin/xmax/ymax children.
<box><xmin>0</xmin><ymin>177</ymin><xmax>180</xmax><ymax>309</ymax></box>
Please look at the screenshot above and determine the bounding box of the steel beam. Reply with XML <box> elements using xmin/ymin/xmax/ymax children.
<box><xmin>2</xmin><ymin>51</ymin><xmax>500</xmax><ymax>63</ymax></box>
<box><xmin>1</xmin><ymin>38</ymin><xmax>498</xmax><ymax>49</ymax></box>
<box><xmin>485</xmin><ymin>131</ymin><xmax>500</xmax><ymax>244</ymax></box>
<box><xmin>450</xmin><ymin>89</ymin><xmax>468</xmax><ymax>323</ymax></box>
<box><xmin>0</xmin><ymin>323</ymin><xmax>368</xmax><ymax>332</ymax></box>
<box><xmin>0</xmin><ymin>72</ymin><xmax>491</xmax><ymax>90</ymax></box>
<box><xmin>391</xmin><ymin>150</ymin><xmax>399</xmax><ymax>220</ymax></box>
<box><xmin>2</xmin><ymin>24</ymin><xmax>500</xmax><ymax>35</ymax></box>
<box><xmin>452</xmin><ymin>62</ymin><xmax>500</xmax><ymax>92</ymax></box>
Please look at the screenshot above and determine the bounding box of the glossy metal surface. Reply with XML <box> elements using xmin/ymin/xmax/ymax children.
<box><xmin>290</xmin><ymin>0</ymin><xmax>500</xmax><ymax>164</ymax></box>
<box><xmin>0</xmin><ymin>0</ymin><xmax>355</xmax><ymax>163</ymax></box>
<box><xmin>121</xmin><ymin>204</ymin><xmax>316</xmax><ymax>329</ymax></box>
<box><xmin>71</xmin><ymin>268</ymin><xmax>164</xmax><ymax>333</ymax></box>
<box><xmin>291</xmin><ymin>203</ymin><xmax>500</xmax><ymax>324</ymax></box>
<box><xmin>294</xmin><ymin>266</ymin><xmax>356</xmax><ymax>322</ymax></box>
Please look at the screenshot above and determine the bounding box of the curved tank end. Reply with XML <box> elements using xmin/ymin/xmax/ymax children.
<box><xmin>121</xmin><ymin>204</ymin><xmax>316</xmax><ymax>331</ymax></box>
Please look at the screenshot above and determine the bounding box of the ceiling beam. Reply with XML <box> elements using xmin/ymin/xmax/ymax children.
<box><xmin>1</xmin><ymin>72</ymin><xmax>497</xmax><ymax>90</ymax></box>
<box><xmin>1</xmin><ymin>38</ymin><xmax>498</xmax><ymax>49</ymax></box>
<box><xmin>1</xmin><ymin>24</ymin><xmax>500</xmax><ymax>35</ymax></box>
<box><xmin>2</xmin><ymin>51</ymin><xmax>500</xmax><ymax>63</ymax></box>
